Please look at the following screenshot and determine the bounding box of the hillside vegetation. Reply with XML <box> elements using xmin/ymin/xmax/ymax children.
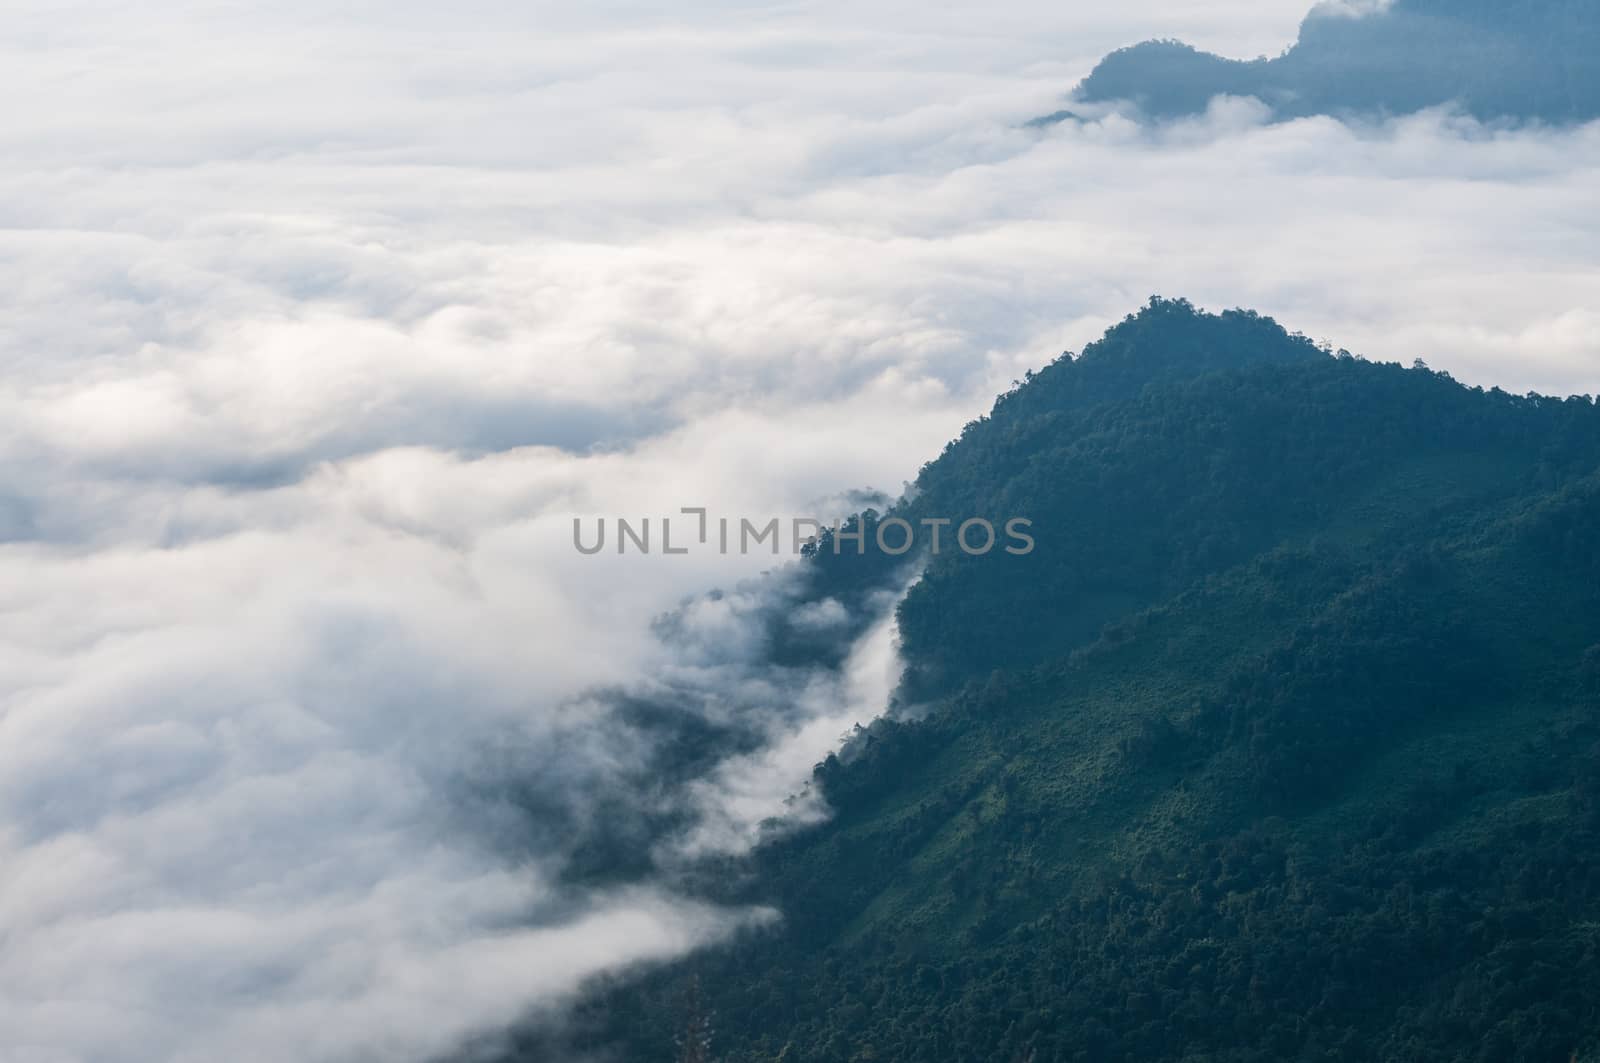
<box><xmin>531</xmin><ymin>299</ymin><xmax>1600</xmax><ymax>1062</ymax></box>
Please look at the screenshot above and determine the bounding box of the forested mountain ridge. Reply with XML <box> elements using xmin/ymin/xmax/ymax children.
<box><xmin>519</xmin><ymin>300</ymin><xmax>1600</xmax><ymax>1062</ymax></box>
<box><xmin>1043</xmin><ymin>0</ymin><xmax>1600</xmax><ymax>125</ymax></box>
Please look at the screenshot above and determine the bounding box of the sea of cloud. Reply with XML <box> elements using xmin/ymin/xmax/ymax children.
<box><xmin>2</xmin><ymin>1</ymin><xmax>1597</xmax><ymax>1060</ymax></box>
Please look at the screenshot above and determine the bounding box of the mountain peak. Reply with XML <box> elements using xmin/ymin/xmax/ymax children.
<box><xmin>952</xmin><ymin>299</ymin><xmax>1325</xmax><ymax>442</ymax></box>
<box><xmin>1077</xmin><ymin>296</ymin><xmax>1324</xmax><ymax>373</ymax></box>
<box><xmin>1059</xmin><ymin>0</ymin><xmax>1600</xmax><ymax>124</ymax></box>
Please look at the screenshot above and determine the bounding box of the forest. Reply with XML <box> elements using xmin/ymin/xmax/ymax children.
<box><xmin>504</xmin><ymin>299</ymin><xmax>1600</xmax><ymax>1062</ymax></box>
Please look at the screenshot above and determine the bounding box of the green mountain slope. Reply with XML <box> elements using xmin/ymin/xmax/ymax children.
<box><xmin>541</xmin><ymin>300</ymin><xmax>1600</xmax><ymax>1063</ymax></box>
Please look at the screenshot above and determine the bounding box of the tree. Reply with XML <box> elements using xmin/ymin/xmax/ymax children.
<box><xmin>674</xmin><ymin>976</ymin><xmax>714</xmax><ymax>1063</ymax></box>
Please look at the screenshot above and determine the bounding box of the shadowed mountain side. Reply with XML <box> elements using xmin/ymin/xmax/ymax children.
<box><xmin>1047</xmin><ymin>0</ymin><xmax>1600</xmax><ymax>125</ymax></box>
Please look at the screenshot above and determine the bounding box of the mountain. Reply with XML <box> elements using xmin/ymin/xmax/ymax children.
<box><xmin>523</xmin><ymin>299</ymin><xmax>1600</xmax><ymax>1062</ymax></box>
<box><xmin>1043</xmin><ymin>0</ymin><xmax>1600</xmax><ymax>125</ymax></box>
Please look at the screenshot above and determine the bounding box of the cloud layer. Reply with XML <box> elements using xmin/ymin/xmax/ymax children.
<box><xmin>2</xmin><ymin>1</ymin><xmax>1597</xmax><ymax>1061</ymax></box>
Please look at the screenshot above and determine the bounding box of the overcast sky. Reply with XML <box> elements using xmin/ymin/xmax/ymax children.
<box><xmin>2</xmin><ymin>2</ymin><xmax>1597</xmax><ymax>1061</ymax></box>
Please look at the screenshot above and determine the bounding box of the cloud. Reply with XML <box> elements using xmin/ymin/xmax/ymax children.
<box><xmin>0</xmin><ymin>450</ymin><xmax>908</xmax><ymax>1063</ymax></box>
<box><xmin>1309</xmin><ymin>0</ymin><xmax>1395</xmax><ymax>17</ymax></box>
<box><xmin>669</xmin><ymin>586</ymin><xmax>910</xmax><ymax>861</ymax></box>
<box><xmin>1</xmin><ymin>2</ymin><xmax>1597</xmax><ymax>1062</ymax></box>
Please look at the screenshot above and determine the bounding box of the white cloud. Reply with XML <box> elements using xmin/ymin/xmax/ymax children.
<box><xmin>672</xmin><ymin>586</ymin><xmax>910</xmax><ymax>861</ymax></box>
<box><xmin>1308</xmin><ymin>0</ymin><xmax>1395</xmax><ymax>19</ymax></box>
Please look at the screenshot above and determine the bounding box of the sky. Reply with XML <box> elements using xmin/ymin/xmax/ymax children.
<box><xmin>1</xmin><ymin>2</ymin><xmax>1597</xmax><ymax>1061</ymax></box>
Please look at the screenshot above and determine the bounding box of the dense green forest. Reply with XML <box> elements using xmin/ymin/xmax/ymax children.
<box><xmin>1044</xmin><ymin>0</ymin><xmax>1600</xmax><ymax>124</ymax></box>
<box><xmin>509</xmin><ymin>299</ymin><xmax>1600</xmax><ymax>1062</ymax></box>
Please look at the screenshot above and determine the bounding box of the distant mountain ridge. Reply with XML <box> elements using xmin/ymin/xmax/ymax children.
<box><xmin>518</xmin><ymin>300</ymin><xmax>1600</xmax><ymax>1062</ymax></box>
<box><xmin>1041</xmin><ymin>0</ymin><xmax>1600</xmax><ymax>125</ymax></box>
